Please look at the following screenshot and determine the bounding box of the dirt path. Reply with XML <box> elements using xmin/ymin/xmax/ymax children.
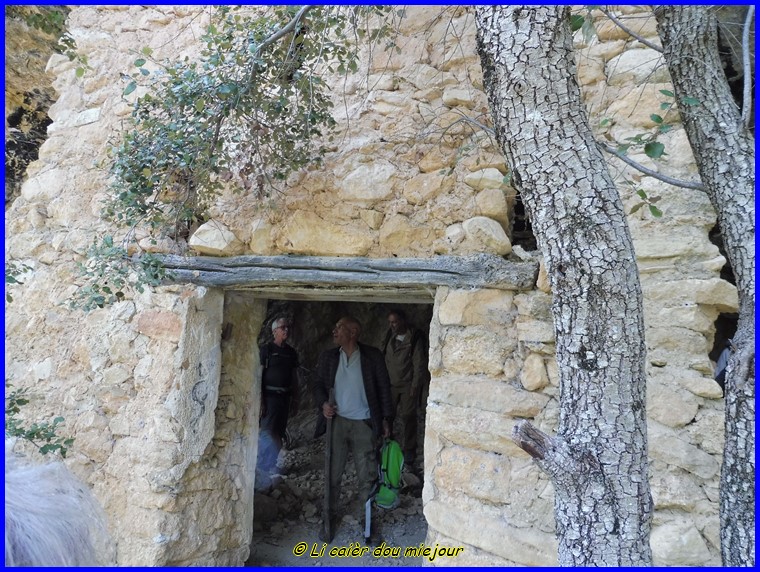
<box><xmin>246</xmin><ymin>414</ymin><xmax>428</xmax><ymax>567</ymax></box>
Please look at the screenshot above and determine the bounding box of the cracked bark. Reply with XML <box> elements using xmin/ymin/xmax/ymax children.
<box><xmin>654</xmin><ymin>6</ymin><xmax>755</xmax><ymax>566</ymax></box>
<box><xmin>476</xmin><ymin>6</ymin><xmax>652</xmax><ymax>566</ymax></box>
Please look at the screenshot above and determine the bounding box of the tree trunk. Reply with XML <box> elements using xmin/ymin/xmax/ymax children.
<box><xmin>475</xmin><ymin>6</ymin><xmax>652</xmax><ymax>566</ymax></box>
<box><xmin>654</xmin><ymin>6</ymin><xmax>755</xmax><ymax>567</ymax></box>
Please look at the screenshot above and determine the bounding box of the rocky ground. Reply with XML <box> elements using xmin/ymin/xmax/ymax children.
<box><xmin>246</xmin><ymin>412</ymin><xmax>428</xmax><ymax>567</ymax></box>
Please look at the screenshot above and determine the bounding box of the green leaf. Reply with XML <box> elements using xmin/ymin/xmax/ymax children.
<box><xmin>141</xmin><ymin>46</ymin><xmax>153</xmax><ymax>56</ymax></box>
<box><xmin>660</xmin><ymin>102</ymin><xmax>672</xmax><ymax>111</ymax></box>
<box><xmin>75</xmin><ymin>67</ymin><xmax>85</xmax><ymax>78</ymax></box>
<box><xmin>134</xmin><ymin>58</ymin><xmax>146</xmax><ymax>67</ymax></box>
<box><xmin>644</xmin><ymin>141</ymin><xmax>665</xmax><ymax>159</ymax></box>
<box><xmin>659</xmin><ymin>89</ymin><xmax>674</xmax><ymax>98</ymax></box>
<box><xmin>570</xmin><ymin>14</ymin><xmax>585</xmax><ymax>32</ymax></box>
<box><xmin>599</xmin><ymin>118</ymin><xmax>611</xmax><ymax>127</ymax></box>
<box><xmin>636</xmin><ymin>189</ymin><xmax>647</xmax><ymax>200</ymax></box>
<box><xmin>194</xmin><ymin>98</ymin><xmax>206</xmax><ymax>112</ymax></box>
<box><xmin>682</xmin><ymin>96</ymin><xmax>700</xmax><ymax>106</ymax></box>
<box><xmin>650</xmin><ymin>114</ymin><xmax>663</xmax><ymax>124</ymax></box>
<box><xmin>123</xmin><ymin>81</ymin><xmax>137</xmax><ymax>96</ymax></box>
<box><xmin>649</xmin><ymin>205</ymin><xmax>663</xmax><ymax>218</ymax></box>
<box><xmin>629</xmin><ymin>203</ymin><xmax>644</xmax><ymax>214</ymax></box>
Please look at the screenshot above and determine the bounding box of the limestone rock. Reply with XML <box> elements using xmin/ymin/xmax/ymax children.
<box><xmin>606</xmin><ymin>49</ymin><xmax>670</xmax><ymax>87</ymax></box>
<box><xmin>650</xmin><ymin>471</ymin><xmax>706</xmax><ymax>511</ymax></box>
<box><xmin>576</xmin><ymin>54</ymin><xmax>605</xmax><ymax>85</ymax></box>
<box><xmin>646</xmin><ymin>379</ymin><xmax>699</xmax><ymax>428</ymax></box>
<box><xmin>430</xmin><ymin>376</ymin><xmax>550</xmax><ymax>418</ymax></box>
<box><xmin>516</xmin><ymin>319</ymin><xmax>555</xmax><ymax>345</ymax></box>
<box><xmin>417</xmin><ymin>146</ymin><xmax>457</xmax><ymax>173</ymax></box>
<box><xmin>475</xmin><ymin>188</ymin><xmax>509</xmax><ymax>228</ymax></box>
<box><xmin>398</xmin><ymin>62</ymin><xmax>458</xmax><ymax>91</ymax></box>
<box><xmin>378</xmin><ymin>213</ymin><xmax>434</xmax><ymax>257</ymax></box>
<box><xmin>188</xmin><ymin>220</ymin><xmax>245</xmax><ymax>256</ymax></box>
<box><xmin>442</xmin><ymin>87</ymin><xmax>475</xmax><ymax>109</ymax></box>
<box><xmin>677</xmin><ymin>373</ymin><xmax>723</xmax><ymax>399</ymax></box>
<box><xmin>402</xmin><ymin>171</ymin><xmax>454</xmax><ymax>205</ymax></box>
<box><xmin>651</xmin><ymin>519</ymin><xmax>712</xmax><ymax>566</ymax></box>
<box><xmin>605</xmin><ymin>83</ymin><xmax>675</xmax><ymax>129</ymax></box>
<box><xmin>427</xmin><ymin>403</ymin><xmax>526</xmax><ymax>458</ymax></box>
<box><xmin>434</xmin><ymin>446</ymin><xmax>511</xmax><ymax>504</ymax></box>
<box><xmin>536</xmin><ymin>259</ymin><xmax>551</xmax><ymax>293</ymax></box>
<box><xmin>646</xmin><ymin>278</ymin><xmax>738</xmax><ymax>313</ymax></box>
<box><xmin>440</xmin><ymin>326</ymin><xmax>517</xmax><ymax>376</ymax></box>
<box><xmin>594</xmin><ymin>12</ymin><xmax>659</xmax><ymax>42</ymax></box>
<box><xmin>648</xmin><ymin>421</ymin><xmax>720</xmax><ymax>479</ymax></box>
<box><xmin>248</xmin><ymin>218</ymin><xmax>273</xmax><ymax>254</ymax></box>
<box><xmin>359</xmin><ymin>209</ymin><xmax>384</xmax><ymax>230</ymax></box>
<box><xmin>276</xmin><ymin>210</ymin><xmax>372</xmax><ymax>256</ymax></box>
<box><xmin>462</xmin><ymin>216</ymin><xmax>511</xmax><ymax>255</ymax></box>
<box><xmin>337</xmin><ymin>161</ymin><xmax>396</xmax><ymax>205</ymax></box>
<box><xmin>463</xmin><ymin>168</ymin><xmax>506</xmax><ymax>191</ymax></box>
<box><xmin>136</xmin><ymin>310</ymin><xmax>183</xmax><ymax>342</ymax></box>
<box><xmin>520</xmin><ymin>353</ymin><xmax>549</xmax><ymax>391</ymax></box>
<box><xmin>438</xmin><ymin>288</ymin><xmax>514</xmax><ymax>327</ymax></box>
<box><xmin>424</xmin><ymin>500</ymin><xmax>558</xmax><ymax>566</ymax></box>
<box><xmin>634</xmin><ymin>227</ymin><xmax>719</xmax><ymax>260</ymax></box>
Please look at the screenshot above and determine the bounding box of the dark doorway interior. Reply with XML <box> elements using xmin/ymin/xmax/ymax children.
<box><xmin>247</xmin><ymin>300</ymin><xmax>433</xmax><ymax>566</ymax></box>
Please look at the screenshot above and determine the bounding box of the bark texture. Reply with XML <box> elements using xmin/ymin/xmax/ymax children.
<box><xmin>654</xmin><ymin>6</ymin><xmax>755</xmax><ymax>567</ymax></box>
<box><xmin>475</xmin><ymin>6</ymin><xmax>652</xmax><ymax>566</ymax></box>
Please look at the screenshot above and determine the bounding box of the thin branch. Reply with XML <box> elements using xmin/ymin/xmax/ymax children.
<box><xmin>258</xmin><ymin>5</ymin><xmax>317</xmax><ymax>53</ymax></box>
<box><xmin>598</xmin><ymin>141</ymin><xmax>706</xmax><ymax>191</ymax></box>
<box><xmin>599</xmin><ymin>7</ymin><xmax>663</xmax><ymax>53</ymax></box>
<box><xmin>741</xmin><ymin>5</ymin><xmax>754</xmax><ymax>129</ymax></box>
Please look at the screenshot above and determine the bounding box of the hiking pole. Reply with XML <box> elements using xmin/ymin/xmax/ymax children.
<box><xmin>322</xmin><ymin>388</ymin><xmax>335</xmax><ymax>543</ymax></box>
<box><xmin>364</xmin><ymin>436</ymin><xmax>384</xmax><ymax>544</ymax></box>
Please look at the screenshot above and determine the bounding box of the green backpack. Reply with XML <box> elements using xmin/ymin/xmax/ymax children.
<box><xmin>375</xmin><ymin>438</ymin><xmax>404</xmax><ymax>509</ymax></box>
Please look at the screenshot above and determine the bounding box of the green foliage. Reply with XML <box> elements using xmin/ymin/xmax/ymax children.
<box><xmin>5</xmin><ymin>261</ymin><xmax>32</xmax><ymax>303</ymax></box>
<box><xmin>5</xmin><ymin>385</ymin><xmax>74</xmax><ymax>458</ymax></box>
<box><xmin>569</xmin><ymin>7</ymin><xmax>598</xmax><ymax>43</ymax></box>
<box><xmin>614</xmin><ymin>90</ymin><xmax>680</xmax><ymax>159</ymax></box>
<box><xmin>104</xmin><ymin>6</ymin><xmax>394</xmax><ymax>237</ymax></box>
<box><xmin>70</xmin><ymin>235</ymin><xmax>168</xmax><ymax>311</ymax></box>
<box><xmin>74</xmin><ymin>5</ymin><xmax>398</xmax><ymax>310</ymax></box>
<box><xmin>8</xmin><ymin>6</ymin><xmax>90</xmax><ymax>77</ymax></box>
<box><xmin>628</xmin><ymin>186</ymin><xmax>663</xmax><ymax>218</ymax></box>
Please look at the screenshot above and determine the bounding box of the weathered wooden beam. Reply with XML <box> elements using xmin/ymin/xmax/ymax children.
<box><xmin>157</xmin><ymin>253</ymin><xmax>538</xmax><ymax>295</ymax></box>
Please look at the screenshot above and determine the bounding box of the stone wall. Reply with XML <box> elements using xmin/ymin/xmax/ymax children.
<box><xmin>4</xmin><ymin>5</ymin><xmax>735</xmax><ymax>566</ymax></box>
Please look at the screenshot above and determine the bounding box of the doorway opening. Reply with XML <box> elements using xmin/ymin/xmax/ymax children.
<box><xmin>247</xmin><ymin>299</ymin><xmax>433</xmax><ymax>566</ymax></box>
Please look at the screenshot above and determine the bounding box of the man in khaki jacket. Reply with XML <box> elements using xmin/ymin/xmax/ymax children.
<box><xmin>382</xmin><ymin>309</ymin><xmax>428</xmax><ymax>465</ymax></box>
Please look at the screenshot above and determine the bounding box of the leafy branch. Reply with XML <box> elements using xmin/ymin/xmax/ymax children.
<box><xmin>7</xmin><ymin>6</ymin><xmax>90</xmax><ymax>78</ymax></box>
<box><xmin>5</xmin><ymin>385</ymin><xmax>74</xmax><ymax>457</ymax></box>
<box><xmin>71</xmin><ymin>5</ymin><xmax>400</xmax><ymax>311</ymax></box>
<box><xmin>70</xmin><ymin>235</ymin><xmax>168</xmax><ymax>311</ymax></box>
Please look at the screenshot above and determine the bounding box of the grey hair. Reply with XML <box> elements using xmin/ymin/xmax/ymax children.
<box><xmin>5</xmin><ymin>439</ymin><xmax>112</xmax><ymax>566</ymax></box>
<box><xmin>271</xmin><ymin>316</ymin><xmax>289</xmax><ymax>333</ymax></box>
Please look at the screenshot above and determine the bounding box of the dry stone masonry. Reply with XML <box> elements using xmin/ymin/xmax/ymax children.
<box><xmin>5</xmin><ymin>6</ymin><xmax>735</xmax><ymax>566</ymax></box>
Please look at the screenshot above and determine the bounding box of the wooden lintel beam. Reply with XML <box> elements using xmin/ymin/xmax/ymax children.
<box><xmin>157</xmin><ymin>253</ymin><xmax>538</xmax><ymax>293</ymax></box>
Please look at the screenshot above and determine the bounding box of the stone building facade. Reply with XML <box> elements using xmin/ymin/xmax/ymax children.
<box><xmin>5</xmin><ymin>6</ymin><xmax>735</xmax><ymax>566</ymax></box>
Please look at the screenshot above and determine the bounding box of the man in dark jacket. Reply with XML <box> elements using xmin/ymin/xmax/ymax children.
<box><xmin>314</xmin><ymin>316</ymin><xmax>394</xmax><ymax>540</ymax></box>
